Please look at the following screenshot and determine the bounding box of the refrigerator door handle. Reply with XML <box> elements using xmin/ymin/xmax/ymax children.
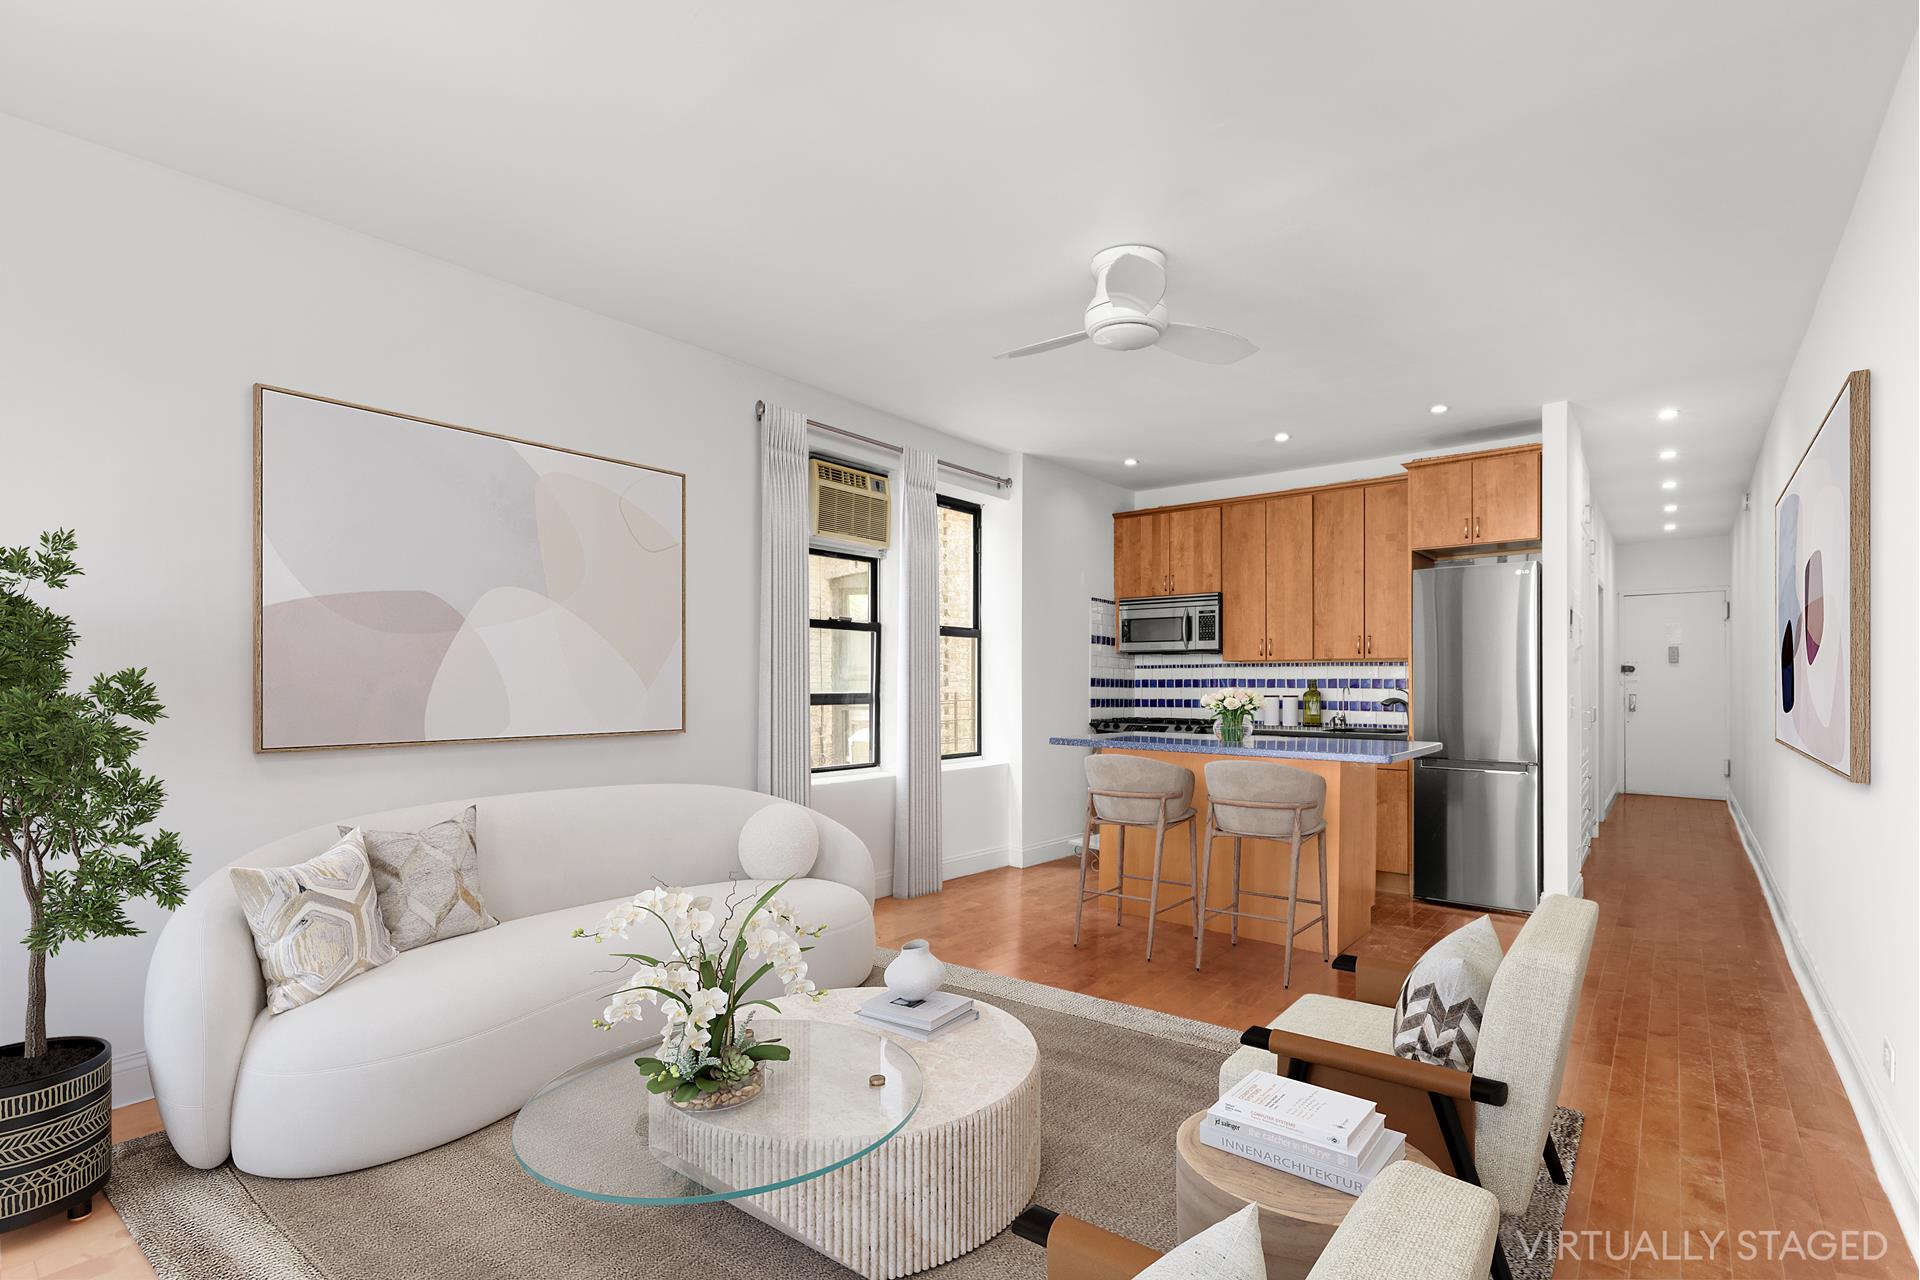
<box><xmin>1419</xmin><ymin>761</ymin><xmax>1537</xmax><ymax>775</ymax></box>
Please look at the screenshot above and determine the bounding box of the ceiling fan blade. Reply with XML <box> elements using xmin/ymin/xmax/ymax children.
<box><xmin>1101</xmin><ymin>251</ymin><xmax>1167</xmax><ymax>311</ymax></box>
<box><xmin>1158</xmin><ymin>322</ymin><xmax>1257</xmax><ymax>364</ymax></box>
<box><xmin>994</xmin><ymin>332</ymin><xmax>1089</xmax><ymax>359</ymax></box>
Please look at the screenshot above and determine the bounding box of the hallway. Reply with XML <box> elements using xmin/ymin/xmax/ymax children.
<box><xmin>875</xmin><ymin>794</ymin><xmax>1914</xmax><ymax>1278</ymax></box>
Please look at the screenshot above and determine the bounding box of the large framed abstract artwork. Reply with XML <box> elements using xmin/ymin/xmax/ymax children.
<box><xmin>254</xmin><ymin>386</ymin><xmax>685</xmax><ymax>751</ymax></box>
<box><xmin>1774</xmin><ymin>370</ymin><xmax>1869</xmax><ymax>782</ymax></box>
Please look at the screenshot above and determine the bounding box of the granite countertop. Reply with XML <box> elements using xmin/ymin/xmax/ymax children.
<box><xmin>1047</xmin><ymin>731</ymin><xmax>1444</xmax><ymax>764</ymax></box>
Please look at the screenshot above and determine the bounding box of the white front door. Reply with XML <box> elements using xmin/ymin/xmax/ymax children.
<box><xmin>1621</xmin><ymin>590</ymin><xmax>1729</xmax><ymax>799</ymax></box>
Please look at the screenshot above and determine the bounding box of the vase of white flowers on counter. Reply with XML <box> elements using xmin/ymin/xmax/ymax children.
<box><xmin>577</xmin><ymin>881</ymin><xmax>825</xmax><ymax>1112</ymax></box>
<box><xmin>1200</xmin><ymin>688</ymin><xmax>1260</xmax><ymax>747</ymax></box>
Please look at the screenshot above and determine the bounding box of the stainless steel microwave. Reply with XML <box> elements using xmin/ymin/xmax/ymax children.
<box><xmin>1117</xmin><ymin>594</ymin><xmax>1222</xmax><ymax>655</ymax></box>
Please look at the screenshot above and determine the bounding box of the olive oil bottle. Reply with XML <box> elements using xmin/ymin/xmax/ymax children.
<box><xmin>1302</xmin><ymin>679</ymin><xmax>1322</xmax><ymax>727</ymax></box>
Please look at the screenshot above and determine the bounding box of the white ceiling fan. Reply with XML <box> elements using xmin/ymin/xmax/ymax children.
<box><xmin>994</xmin><ymin>245</ymin><xmax>1257</xmax><ymax>364</ymax></box>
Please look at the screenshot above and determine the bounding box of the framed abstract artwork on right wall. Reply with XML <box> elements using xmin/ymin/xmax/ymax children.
<box><xmin>1775</xmin><ymin>368</ymin><xmax>1870</xmax><ymax>783</ymax></box>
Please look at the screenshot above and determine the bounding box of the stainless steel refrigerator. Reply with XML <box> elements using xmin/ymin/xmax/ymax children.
<box><xmin>1411</xmin><ymin>558</ymin><xmax>1543</xmax><ymax>913</ymax></box>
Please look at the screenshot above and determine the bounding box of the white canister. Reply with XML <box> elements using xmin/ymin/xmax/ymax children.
<box><xmin>883</xmin><ymin>939</ymin><xmax>947</xmax><ymax>1003</ymax></box>
<box><xmin>1279</xmin><ymin>694</ymin><xmax>1302</xmax><ymax>728</ymax></box>
<box><xmin>1260</xmin><ymin>695</ymin><xmax>1282</xmax><ymax>727</ymax></box>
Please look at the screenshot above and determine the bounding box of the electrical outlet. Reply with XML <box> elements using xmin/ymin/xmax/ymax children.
<box><xmin>1883</xmin><ymin>1039</ymin><xmax>1896</xmax><ymax>1084</ymax></box>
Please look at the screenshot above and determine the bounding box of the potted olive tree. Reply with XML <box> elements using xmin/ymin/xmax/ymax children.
<box><xmin>0</xmin><ymin>531</ymin><xmax>187</xmax><ymax>1230</ymax></box>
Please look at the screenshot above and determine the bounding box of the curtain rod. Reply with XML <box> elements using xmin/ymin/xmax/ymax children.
<box><xmin>755</xmin><ymin>400</ymin><xmax>1012</xmax><ymax>490</ymax></box>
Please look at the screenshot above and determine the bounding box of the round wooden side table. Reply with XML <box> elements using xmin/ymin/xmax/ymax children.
<box><xmin>1174</xmin><ymin>1111</ymin><xmax>1443</xmax><ymax>1280</ymax></box>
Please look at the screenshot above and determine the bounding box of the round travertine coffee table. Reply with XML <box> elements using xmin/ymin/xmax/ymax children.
<box><xmin>1174</xmin><ymin>1111</ymin><xmax>1442</xmax><ymax>1280</ymax></box>
<box><xmin>514</xmin><ymin>987</ymin><xmax>1040</xmax><ymax>1280</ymax></box>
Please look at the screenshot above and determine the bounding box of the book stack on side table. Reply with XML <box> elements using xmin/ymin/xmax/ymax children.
<box><xmin>855</xmin><ymin>990</ymin><xmax>978</xmax><ymax>1041</ymax></box>
<box><xmin>1201</xmin><ymin>1070</ymin><xmax>1407</xmax><ymax>1195</ymax></box>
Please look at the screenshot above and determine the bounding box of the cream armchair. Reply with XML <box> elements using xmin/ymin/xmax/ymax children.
<box><xmin>1013</xmin><ymin>1160</ymin><xmax>1501</xmax><ymax>1279</ymax></box>
<box><xmin>1222</xmin><ymin>893</ymin><xmax>1599</xmax><ymax>1280</ymax></box>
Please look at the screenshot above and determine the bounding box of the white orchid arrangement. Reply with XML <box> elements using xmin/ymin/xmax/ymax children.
<box><xmin>575</xmin><ymin>880</ymin><xmax>825</xmax><ymax>1105</ymax></box>
<box><xmin>1199</xmin><ymin>688</ymin><xmax>1261</xmax><ymax>730</ymax></box>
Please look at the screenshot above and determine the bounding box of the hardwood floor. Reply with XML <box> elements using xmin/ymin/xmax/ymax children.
<box><xmin>876</xmin><ymin>794</ymin><xmax>1915</xmax><ymax>1280</ymax></box>
<box><xmin>4</xmin><ymin>795</ymin><xmax>1908</xmax><ymax>1278</ymax></box>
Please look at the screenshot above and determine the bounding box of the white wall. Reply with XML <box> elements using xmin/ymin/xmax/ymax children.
<box><xmin>1728</xmin><ymin>41</ymin><xmax>1917</xmax><ymax>1244</ymax></box>
<box><xmin>1129</xmin><ymin>432</ymin><xmax>1540</xmax><ymax>509</ymax></box>
<box><xmin>1016</xmin><ymin>457</ymin><xmax>1135</xmax><ymax>863</ymax></box>
<box><xmin>0</xmin><ymin>113</ymin><xmax>1016</xmax><ymax>1095</ymax></box>
<box><xmin>1542</xmin><ymin>402</ymin><xmax>1619</xmax><ymax>897</ymax></box>
<box><xmin>1614</xmin><ymin>534</ymin><xmax>1730</xmax><ymax>594</ymax></box>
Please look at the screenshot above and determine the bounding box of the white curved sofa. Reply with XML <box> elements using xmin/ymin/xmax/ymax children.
<box><xmin>144</xmin><ymin>783</ymin><xmax>877</xmax><ymax>1178</ymax></box>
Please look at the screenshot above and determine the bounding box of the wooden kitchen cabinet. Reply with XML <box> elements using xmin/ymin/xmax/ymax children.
<box><xmin>1113</xmin><ymin>506</ymin><xmax>1219</xmax><ymax>598</ymax></box>
<box><xmin>1375</xmin><ymin>762</ymin><xmax>1411</xmax><ymax>875</ymax></box>
<box><xmin>1312</xmin><ymin>487</ymin><xmax>1366</xmax><ymax>659</ymax></box>
<box><xmin>1113</xmin><ymin>511</ymin><xmax>1167</xmax><ymax>599</ymax></box>
<box><xmin>1405</xmin><ymin>445</ymin><xmax>1542</xmax><ymax>552</ymax></box>
<box><xmin>1470</xmin><ymin>448</ymin><xmax>1542</xmax><ymax>544</ymax></box>
<box><xmin>1220</xmin><ymin>496</ymin><xmax>1313</xmax><ymax>660</ymax></box>
<box><xmin>1219</xmin><ymin>501</ymin><xmax>1267</xmax><ymax>660</ymax></box>
<box><xmin>1167</xmin><ymin>506</ymin><xmax>1221</xmax><ymax>594</ymax></box>
<box><xmin>1362</xmin><ymin>480</ymin><xmax>1409</xmax><ymax>660</ymax></box>
<box><xmin>1407</xmin><ymin>458</ymin><xmax>1474</xmax><ymax>550</ymax></box>
<box><xmin>1265</xmin><ymin>494</ymin><xmax>1314</xmax><ymax>660</ymax></box>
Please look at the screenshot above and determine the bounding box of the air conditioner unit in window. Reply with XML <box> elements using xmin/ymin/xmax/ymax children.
<box><xmin>810</xmin><ymin>458</ymin><xmax>891</xmax><ymax>551</ymax></box>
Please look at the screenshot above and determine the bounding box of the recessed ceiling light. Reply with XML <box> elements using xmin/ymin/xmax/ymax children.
<box><xmin>1663</xmin><ymin>503</ymin><xmax>1677</xmax><ymax>513</ymax></box>
<box><xmin>1657</xmin><ymin>407</ymin><xmax>1680</xmax><ymax>422</ymax></box>
<box><xmin>1123</xmin><ymin>457</ymin><xmax>1138</xmax><ymax>467</ymax></box>
<box><xmin>1273</xmin><ymin>432</ymin><xmax>1291</xmax><ymax>443</ymax></box>
<box><xmin>1658</xmin><ymin>448</ymin><xmax>1677</xmax><ymax>460</ymax></box>
<box><xmin>1661</xmin><ymin>479</ymin><xmax>1678</xmax><ymax>490</ymax></box>
<box><xmin>1429</xmin><ymin>404</ymin><xmax>1449</xmax><ymax>415</ymax></box>
<box><xmin>1664</xmin><ymin>523</ymin><xmax>1677</xmax><ymax>532</ymax></box>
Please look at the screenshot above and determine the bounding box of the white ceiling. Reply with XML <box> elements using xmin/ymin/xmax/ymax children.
<box><xmin>1</xmin><ymin>2</ymin><xmax>1908</xmax><ymax>541</ymax></box>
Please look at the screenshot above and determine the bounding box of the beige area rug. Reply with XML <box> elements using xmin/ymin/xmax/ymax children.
<box><xmin>108</xmin><ymin>957</ymin><xmax>1579</xmax><ymax>1278</ymax></box>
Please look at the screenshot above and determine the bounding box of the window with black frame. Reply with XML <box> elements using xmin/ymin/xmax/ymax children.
<box><xmin>938</xmin><ymin>497</ymin><xmax>981</xmax><ymax>758</ymax></box>
<box><xmin>808</xmin><ymin>550</ymin><xmax>879</xmax><ymax>771</ymax></box>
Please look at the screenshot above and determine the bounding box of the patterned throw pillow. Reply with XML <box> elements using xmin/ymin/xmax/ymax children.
<box><xmin>1393</xmin><ymin>915</ymin><xmax>1502</xmax><ymax>1071</ymax></box>
<box><xmin>230</xmin><ymin>830</ymin><xmax>397</xmax><ymax>1014</ymax></box>
<box><xmin>346</xmin><ymin>806</ymin><xmax>498</xmax><ymax>952</ymax></box>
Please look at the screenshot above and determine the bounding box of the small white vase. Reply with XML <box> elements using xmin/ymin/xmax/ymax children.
<box><xmin>884</xmin><ymin>939</ymin><xmax>946</xmax><ymax>1003</ymax></box>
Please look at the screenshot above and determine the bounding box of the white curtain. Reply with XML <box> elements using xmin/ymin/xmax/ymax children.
<box><xmin>757</xmin><ymin>404</ymin><xmax>811</xmax><ymax>805</ymax></box>
<box><xmin>892</xmin><ymin>447</ymin><xmax>944</xmax><ymax>898</ymax></box>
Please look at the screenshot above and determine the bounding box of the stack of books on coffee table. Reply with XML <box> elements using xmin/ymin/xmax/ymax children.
<box><xmin>1200</xmin><ymin>1069</ymin><xmax>1406</xmax><ymax>1195</ymax></box>
<box><xmin>856</xmin><ymin>990</ymin><xmax>978</xmax><ymax>1041</ymax></box>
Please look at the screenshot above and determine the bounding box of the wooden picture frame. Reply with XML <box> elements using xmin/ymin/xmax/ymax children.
<box><xmin>254</xmin><ymin>384</ymin><xmax>686</xmax><ymax>752</ymax></box>
<box><xmin>1773</xmin><ymin>370</ymin><xmax>1869</xmax><ymax>782</ymax></box>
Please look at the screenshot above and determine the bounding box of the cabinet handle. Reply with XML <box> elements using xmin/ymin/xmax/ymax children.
<box><xmin>1474</xmin><ymin>516</ymin><xmax>1481</xmax><ymax>540</ymax></box>
<box><xmin>1366</xmin><ymin>634</ymin><xmax>1373</xmax><ymax>655</ymax></box>
<box><xmin>1355</xmin><ymin>634</ymin><xmax>1362</xmax><ymax>655</ymax></box>
<box><xmin>1462</xmin><ymin>516</ymin><xmax>1469</xmax><ymax>540</ymax></box>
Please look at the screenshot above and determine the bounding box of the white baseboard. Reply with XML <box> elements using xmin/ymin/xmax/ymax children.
<box><xmin>113</xmin><ymin>1049</ymin><xmax>152</xmax><ymax>1106</ymax></box>
<box><xmin>876</xmin><ymin>845</ymin><xmax>1013</xmax><ymax>899</ymax></box>
<box><xmin>1727</xmin><ymin>796</ymin><xmax>1917</xmax><ymax>1256</ymax></box>
<box><xmin>1017</xmin><ymin>835</ymin><xmax>1079</xmax><ymax>868</ymax></box>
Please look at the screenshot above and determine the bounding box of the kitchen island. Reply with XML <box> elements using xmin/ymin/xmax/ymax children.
<box><xmin>1047</xmin><ymin>732</ymin><xmax>1442</xmax><ymax>956</ymax></box>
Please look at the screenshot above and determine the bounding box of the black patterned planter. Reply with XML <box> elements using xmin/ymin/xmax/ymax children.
<box><xmin>0</xmin><ymin>1037</ymin><xmax>112</xmax><ymax>1232</ymax></box>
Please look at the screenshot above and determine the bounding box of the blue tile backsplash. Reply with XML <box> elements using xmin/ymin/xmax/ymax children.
<box><xmin>1087</xmin><ymin>598</ymin><xmax>1409</xmax><ymax>728</ymax></box>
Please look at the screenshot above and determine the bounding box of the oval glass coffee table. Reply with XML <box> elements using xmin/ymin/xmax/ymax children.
<box><xmin>513</xmin><ymin>1017</ymin><xmax>923</xmax><ymax>1205</ymax></box>
<box><xmin>514</xmin><ymin>988</ymin><xmax>1041</xmax><ymax>1279</ymax></box>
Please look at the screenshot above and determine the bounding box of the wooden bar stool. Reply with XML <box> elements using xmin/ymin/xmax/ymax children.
<box><xmin>1196</xmin><ymin>759</ymin><xmax>1329</xmax><ymax>983</ymax></box>
<box><xmin>1075</xmin><ymin>755</ymin><xmax>1199</xmax><ymax>962</ymax></box>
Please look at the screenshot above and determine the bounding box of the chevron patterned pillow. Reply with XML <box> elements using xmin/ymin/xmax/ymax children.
<box><xmin>1393</xmin><ymin>915</ymin><xmax>1502</xmax><ymax>1071</ymax></box>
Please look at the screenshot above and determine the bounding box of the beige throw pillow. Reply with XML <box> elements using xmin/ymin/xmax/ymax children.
<box><xmin>347</xmin><ymin>805</ymin><xmax>498</xmax><ymax>952</ymax></box>
<box><xmin>230</xmin><ymin>829</ymin><xmax>397</xmax><ymax>1014</ymax></box>
<box><xmin>1137</xmin><ymin>1204</ymin><xmax>1265</xmax><ymax>1280</ymax></box>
